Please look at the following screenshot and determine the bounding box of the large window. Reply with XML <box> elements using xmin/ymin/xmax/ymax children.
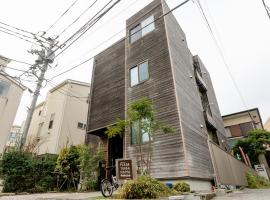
<box><xmin>131</xmin><ymin>118</ymin><xmax>151</xmax><ymax>145</ymax></box>
<box><xmin>130</xmin><ymin>15</ymin><xmax>155</xmax><ymax>43</ymax></box>
<box><xmin>0</xmin><ymin>79</ymin><xmax>10</xmax><ymax>97</ymax></box>
<box><xmin>130</xmin><ymin>61</ymin><xmax>149</xmax><ymax>87</ymax></box>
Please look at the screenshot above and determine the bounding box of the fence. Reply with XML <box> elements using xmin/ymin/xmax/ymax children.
<box><xmin>209</xmin><ymin>142</ymin><xmax>256</xmax><ymax>186</ymax></box>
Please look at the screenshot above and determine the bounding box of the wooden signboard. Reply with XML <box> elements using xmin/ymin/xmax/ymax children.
<box><xmin>116</xmin><ymin>158</ymin><xmax>136</xmax><ymax>181</ymax></box>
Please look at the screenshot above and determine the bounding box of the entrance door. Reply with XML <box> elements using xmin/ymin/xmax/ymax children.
<box><xmin>108</xmin><ymin>135</ymin><xmax>123</xmax><ymax>175</ymax></box>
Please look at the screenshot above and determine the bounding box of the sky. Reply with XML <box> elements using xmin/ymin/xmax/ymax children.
<box><xmin>0</xmin><ymin>0</ymin><xmax>270</xmax><ymax>126</ymax></box>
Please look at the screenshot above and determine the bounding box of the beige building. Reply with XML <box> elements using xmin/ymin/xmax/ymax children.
<box><xmin>26</xmin><ymin>79</ymin><xmax>90</xmax><ymax>155</ymax></box>
<box><xmin>222</xmin><ymin>108</ymin><xmax>264</xmax><ymax>148</ymax></box>
<box><xmin>0</xmin><ymin>55</ymin><xmax>26</xmax><ymax>154</ymax></box>
<box><xmin>265</xmin><ymin>118</ymin><xmax>270</xmax><ymax>131</ymax></box>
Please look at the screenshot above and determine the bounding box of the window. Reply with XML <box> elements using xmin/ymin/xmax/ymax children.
<box><xmin>77</xmin><ymin>122</ymin><xmax>86</xmax><ymax>130</ymax></box>
<box><xmin>0</xmin><ymin>80</ymin><xmax>10</xmax><ymax>97</ymax></box>
<box><xmin>48</xmin><ymin>113</ymin><xmax>55</xmax><ymax>129</ymax></box>
<box><xmin>130</xmin><ymin>61</ymin><xmax>149</xmax><ymax>87</ymax></box>
<box><xmin>38</xmin><ymin>110</ymin><xmax>42</xmax><ymax>116</ymax></box>
<box><xmin>131</xmin><ymin>118</ymin><xmax>151</xmax><ymax>145</ymax></box>
<box><xmin>37</xmin><ymin>122</ymin><xmax>44</xmax><ymax>137</ymax></box>
<box><xmin>130</xmin><ymin>15</ymin><xmax>155</xmax><ymax>43</ymax></box>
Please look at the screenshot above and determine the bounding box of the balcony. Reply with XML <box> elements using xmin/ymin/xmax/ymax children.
<box><xmin>203</xmin><ymin>110</ymin><xmax>216</xmax><ymax>128</ymax></box>
<box><xmin>195</xmin><ymin>70</ymin><xmax>207</xmax><ymax>91</ymax></box>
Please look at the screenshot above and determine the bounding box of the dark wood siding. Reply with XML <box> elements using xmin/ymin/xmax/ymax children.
<box><xmin>125</xmin><ymin>0</ymin><xmax>186</xmax><ymax>179</ymax></box>
<box><xmin>162</xmin><ymin>1</ymin><xmax>214</xmax><ymax>179</ymax></box>
<box><xmin>87</xmin><ymin>39</ymin><xmax>125</xmax><ymax>131</ymax></box>
<box><xmin>195</xmin><ymin>56</ymin><xmax>229</xmax><ymax>150</ymax></box>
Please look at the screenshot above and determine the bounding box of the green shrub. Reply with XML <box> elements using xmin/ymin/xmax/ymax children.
<box><xmin>0</xmin><ymin>150</ymin><xmax>57</xmax><ymax>193</ymax></box>
<box><xmin>246</xmin><ymin>172</ymin><xmax>270</xmax><ymax>189</ymax></box>
<box><xmin>173</xmin><ymin>181</ymin><xmax>190</xmax><ymax>192</ymax></box>
<box><xmin>119</xmin><ymin>175</ymin><xmax>173</xmax><ymax>199</ymax></box>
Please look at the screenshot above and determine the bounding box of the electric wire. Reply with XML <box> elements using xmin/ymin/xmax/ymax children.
<box><xmin>47</xmin><ymin>0</ymin><xmax>191</xmax><ymax>80</ymax></box>
<box><xmin>195</xmin><ymin>0</ymin><xmax>256</xmax><ymax>122</ymax></box>
<box><xmin>55</xmin><ymin>0</ymin><xmax>118</xmax><ymax>58</ymax></box>
<box><xmin>262</xmin><ymin>0</ymin><xmax>270</xmax><ymax>20</ymax></box>
<box><xmin>0</xmin><ymin>25</ymin><xmax>36</xmax><ymax>41</ymax></box>
<box><xmin>58</xmin><ymin>0</ymin><xmax>99</xmax><ymax>37</ymax></box>
<box><xmin>0</xmin><ymin>29</ymin><xmax>38</xmax><ymax>45</ymax></box>
<box><xmin>45</xmin><ymin>0</ymin><xmax>80</xmax><ymax>34</ymax></box>
<box><xmin>0</xmin><ymin>20</ymin><xmax>48</xmax><ymax>43</ymax></box>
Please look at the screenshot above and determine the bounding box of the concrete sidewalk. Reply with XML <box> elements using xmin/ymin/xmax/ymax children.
<box><xmin>213</xmin><ymin>189</ymin><xmax>270</xmax><ymax>200</ymax></box>
<box><xmin>0</xmin><ymin>191</ymin><xmax>103</xmax><ymax>200</ymax></box>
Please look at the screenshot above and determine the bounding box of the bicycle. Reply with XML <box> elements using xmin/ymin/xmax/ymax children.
<box><xmin>100</xmin><ymin>166</ymin><xmax>120</xmax><ymax>197</ymax></box>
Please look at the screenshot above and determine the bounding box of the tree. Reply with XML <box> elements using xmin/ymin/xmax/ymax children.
<box><xmin>105</xmin><ymin>97</ymin><xmax>174</xmax><ymax>174</ymax></box>
<box><xmin>55</xmin><ymin>145</ymin><xmax>81</xmax><ymax>190</ymax></box>
<box><xmin>233</xmin><ymin>129</ymin><xmax>270</xmax><ymax>166</ymax></box>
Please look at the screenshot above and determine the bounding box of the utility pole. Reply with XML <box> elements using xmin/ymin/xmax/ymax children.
<box><xmin>20</xmin><ymin>38</ymin><xmax>56</xmax><ymax>148</ymax></box>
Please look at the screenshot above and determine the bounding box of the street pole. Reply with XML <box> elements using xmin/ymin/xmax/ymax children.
<box><xmin>20</xmin><ymin>39</ymin><xmax>55</xmax><ymax>149</ymax></box>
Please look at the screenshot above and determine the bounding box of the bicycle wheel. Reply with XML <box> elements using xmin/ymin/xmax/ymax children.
<box><xmin>100</xmin><ymin>179</ymin><xmax>113</xmax><ymax>197</ymax></box>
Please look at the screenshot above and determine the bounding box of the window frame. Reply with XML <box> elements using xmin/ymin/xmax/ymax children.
<box><xmin>129</xmin><ymin>60</ymin><xmax>149</xmax><ymax>87</ymax></box>
<box><xmin>129</xmin><ymin>15</ymin><xmax>155</xmax><ymax>43</ymax></box>
<box><xmin>130</xmin><ymin>118</ymin><xmax>152</xmax><ymax>145</ymax></box>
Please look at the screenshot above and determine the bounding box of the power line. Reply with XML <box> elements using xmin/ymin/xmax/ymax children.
<box><xmin>1</xmin><ymin>66</ymin><xmax>30</xmax><ymax>73</ymax></box>
<box><xmin>55</xmin><ymin>0</ymin><xmax>119</xmax><ymax>58</ymax></box>
<box><xmin>0</xmin><ymin>20</ymin><xmax>33</xmax><ymax>35</ymax></box>
<box><xmin>58</xmin><ymin>0</ymin><xmax>99</xmax><ymax>37</ymax></box>
<box><xmin>45</xmin><ymin>0</ymin><xmax>80</xmax><ymax>34</ymax></box>
<box><xmin>47</xmin><ymin>0</ymin><xmax>191</xmax><ymax>80</ymax></box>
<box><xmin>0</xmin><ymin>29</ymin><xmax>38</xmax><ymax>45</ymax></box>
<box><xmin>195</xmin><ymin>0</ymin><xmax>256</xmax><ymax>123</ymax></box>
<box><xmin>0</xmin><ymin>25</ymin><xmax>35</xmax><ymax>41</ymax></box>
<box><xmin>262</xmin><ymin>0</ymin><xmax>270</xmax><ymax>20</ymax></box>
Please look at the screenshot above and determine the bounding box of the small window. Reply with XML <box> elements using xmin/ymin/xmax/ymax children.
<box><xmin>141</xmin><ymin>15</ymin><xmax>155</xmax><ymax>36</ymax></box>
<box><xmin>48</xmin><ymin>113</ymin><xmax>55</xmax><ymax>129</ymax></box>
<box><xmin>129</xmin><ymin>15</ymin><xmax>155</xmax><ymax>43</ymax></box>
<box><xmin>38</xmin><ymin>110</ymin><xmax>42</xmax><ymax>116</ymax></box>
<box><xmin>77</xmin><ymin>122</ymin><xmax>85</xmax><ymax>130</ymax></box>
<box><xmin>130</xmin><ymin>24</ymin><xmax>142</xmax><ymax>43</ymax></box>
<box><xmin>0</xmin><ymin>80</ymin><xmax>10</xmax><ymax>97</ymax></box>
<box><xmin>130</xmin><ymin>67</ymin><xmax>139</xmax><ymax>86</ymax></box>
<box><xmin>130</xmin><ymin>61</ymin><xmax>149</xmax><ymax>87</ymax></box>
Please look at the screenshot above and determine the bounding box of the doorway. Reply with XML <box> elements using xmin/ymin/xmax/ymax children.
<box><xmin>108</xmin><ymin>135</ymin><xmax>123</xmax><ymax>175</ymax></box>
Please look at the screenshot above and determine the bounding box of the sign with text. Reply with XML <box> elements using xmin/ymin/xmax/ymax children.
<box><xmin>116</xmin><ymin>159</ymin><xmax>136</xmax><ymax>181</ymax></box>
<box><xmin>255</xmin><ymin>164</ymin><xmax>269</xmax><ymax>180</ymax></box>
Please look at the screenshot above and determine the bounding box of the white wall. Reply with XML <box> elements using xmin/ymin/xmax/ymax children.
<box><xmin>0</xmin><ymin>74</ymin><xmax>24</xmax><ymax>154</ymax></box>
<box><xmin>26</xmin><ymin>81</ymin><xmax>90</xmax><ymax>155</ymax></box>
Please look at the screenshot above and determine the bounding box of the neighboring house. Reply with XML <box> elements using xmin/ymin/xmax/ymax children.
<box><xmin>86</xmin><ymin>0</ymin><xmax>228</xmax><ymax>190</ymax></box>
<box><xmin>0</xmin><ymin>55</ymin><xmax>26</xmax><ymax>154</ymax></box>
<box><xmin>26</xmin><ymin>79</ymin><xmax>90</xmax><ymax>155</ymax></box>
<box><xmin>5</xmin><ymin>125</ymin><xmax>23</xmax><ymax>150</ymax></box>
<box><xmin>265</xmin><ymin>117</ymin><xmax>270</xmax><ymax>131</ymax></box>
<box><xmin>222</xmin><ymin>108</ymin><xmax>264</xmax><ymax>149</ymax></box>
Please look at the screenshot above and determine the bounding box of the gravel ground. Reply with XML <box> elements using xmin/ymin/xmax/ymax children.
<box><xmin>0</xmin><ymin>192</ymin><xmax>102</xmax><ymax>200</ymax></box>
<box><xmin>213</xmin><ymin>189</ymin><xmax>270</xmax><ymax>200</ymax></box>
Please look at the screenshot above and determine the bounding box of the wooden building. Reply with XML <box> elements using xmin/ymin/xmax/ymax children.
<box><xmin>86</xmin><ymin>0</ymin><xmax>228</xmax><ymax>189</ymax></box>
